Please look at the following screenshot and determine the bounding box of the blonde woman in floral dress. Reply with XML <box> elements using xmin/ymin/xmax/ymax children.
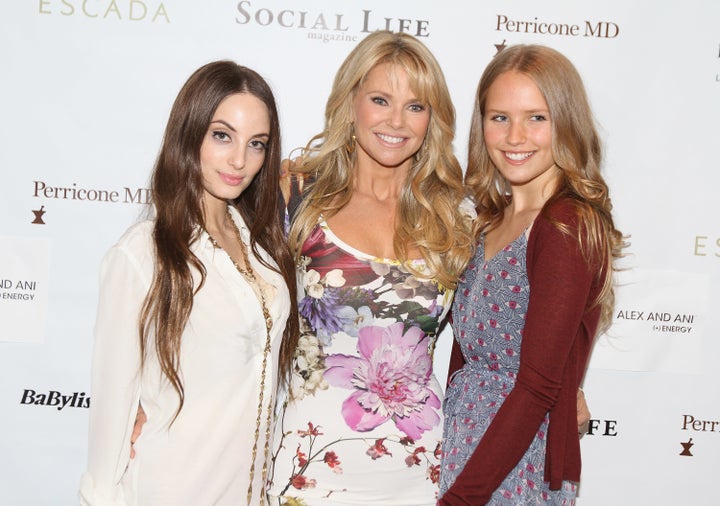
<box><xmin>267</xmin><ymin>31</ymin><xmax>474</xmax><ymax>505</ymax></box>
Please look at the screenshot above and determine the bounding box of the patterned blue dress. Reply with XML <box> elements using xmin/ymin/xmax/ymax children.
<box><xmin>439</xmin><ymin>232</ymin><xmax>577</xmax><ymax>505</ymax></box>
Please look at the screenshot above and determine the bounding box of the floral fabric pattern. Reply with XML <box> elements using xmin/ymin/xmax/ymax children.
<box><xmin>325</xmin><ymin>322</ymin><xmax>441</xmax><ymax>440</ymax></box>
<box><xmin>439</xmin><ymin>233</ymin><xmax>577</xmax><ymax>505</ymax></box>
<box><xmin>268</xmin><ymin>222</ymin><xmax>451</xmax><ymax>506</ymax></box>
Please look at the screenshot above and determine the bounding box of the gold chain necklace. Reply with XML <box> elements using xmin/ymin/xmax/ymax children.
<box><xmin>206</xmin><ymin>207</ymin><xmax>274</xmax><ymax>506</ymax></box>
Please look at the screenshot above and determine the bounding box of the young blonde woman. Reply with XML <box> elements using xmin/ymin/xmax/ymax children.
<box><xmin>438</xmin><ymin>45</ymin><xmax>625</xmax><ymax>505</ymax></box>
<box><xmin>79</xmin><ymin>61</ymin><xmax>299</xmax><ymax>505</ymax></box>
<box><xmin>267</xmin><ymin>31</ymin><xmax>474</xmax><ymax>505</ymax></box>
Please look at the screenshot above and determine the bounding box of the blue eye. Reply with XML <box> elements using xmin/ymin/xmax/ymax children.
<box><xmin>371</xmin><ymin>96</ymin><xmax>388</xmax><ymax>106</ymax></box>
<box><xmin>408</xmin><ymin>103</ymin><xmax>426</xmax><ymax>113</ymax></box>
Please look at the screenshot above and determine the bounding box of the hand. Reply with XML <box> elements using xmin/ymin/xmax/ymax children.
<box><xmin>130</xmin><ymin>403</ymin><xmax>147</xmax><ymax>459</ymax></box>
<box><xmin>279</xmin><ymin>158</ymin><xmax>293</xmax><ymax>207</ymax></box>
<box><xmin>279</xmin><ymin>154</ymin><xmax>307</xmax><ymax>207</ymax></box>
<box><xmin>577</xmin><ymin>388</ymin><xmax>591</xmax><ymax>434</ymax></box>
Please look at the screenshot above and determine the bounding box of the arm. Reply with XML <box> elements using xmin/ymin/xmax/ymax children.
<box><xmin>79</xmin><ymin>240</ymin><xmax>148</xmax><ymax>505</ymax></box>
<box><xmin>446</xmin><ymin>331</ymin><xmax>466</xmax><ymax>388</ymax></box>
<box><xmin>130</xmin><ymin>403</ymin><xmax>147</xmax><ymax>459</ymax></box>
<box><xmin>279</xmin><ymin>158</ymin><xmax>295</xmax><ymax>208</ymax></box>
<box><xmin>440</xmin><ymin>211</ymin><xmax>595</xmax><ymax>505</ymax></box>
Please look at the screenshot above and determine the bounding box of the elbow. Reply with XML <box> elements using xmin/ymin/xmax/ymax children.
<box><xmin>515</xmin><ymin>366</ymin><xmax>562</xmax><ymax>410</ymax></box>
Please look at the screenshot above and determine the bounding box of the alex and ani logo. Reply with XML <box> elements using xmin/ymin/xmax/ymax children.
<box><xmin>615</xmin><ymin>309</ymin><xmax>696</xmax><ymax>334</ymax></box>
<box><xmin>235</xmin><ymin>1</ymin><xmax>430</xmax><ymax>43</ymax></box>
<box><xmin>1</xmin><ymin>279</ymin><xmax>38</xmax><ymax>301</ymax></box>
<box><xmin>38</xmin><ymin>0</ymin><xmax>169</xmax><ymax>23</ymax></box>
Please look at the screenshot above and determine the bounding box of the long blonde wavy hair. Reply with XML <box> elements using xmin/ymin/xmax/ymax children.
<box><xmin>465</xmin><ymin>44</ymin><xmax>625</xmax><ymax>330</ymax></box>
<box><xmin>287</xmin><ymin>31</ymin><xmax>474</xmax><ymax>289</ymax></box>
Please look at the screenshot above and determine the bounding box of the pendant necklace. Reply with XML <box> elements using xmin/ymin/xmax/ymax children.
<box><xmin>206</xmin><ymin>207</ymin><xmax>274</xmax><ymax>506</ymax></box>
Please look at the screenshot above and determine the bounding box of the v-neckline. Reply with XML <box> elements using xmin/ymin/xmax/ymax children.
<box><xmin>482</xmin><ymin>226</ymin><xmax>531</xmax><ymax>264</ymax></box>
<box><xmin>319</xmin><ymin>219</ymin><xmax>426</xmax><ymax>266</ymax></box>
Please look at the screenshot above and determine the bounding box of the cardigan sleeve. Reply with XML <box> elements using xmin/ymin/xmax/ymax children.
<box><xmin>439</xmin><ymin>205</ymin><xmax>595</xmax><ymax>505</ymax></box>
<box><xmin>79</xmin><ymin>231</ymin><xmax>150</xmax><ymax>505</ymax></box>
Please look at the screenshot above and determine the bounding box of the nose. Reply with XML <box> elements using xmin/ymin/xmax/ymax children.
<box><xmin>229</xmin><ymin>145</ymin><xmax>246</xmax><ymax>170</ymax></box>
<box><xmin>506</xmin><ymin>121</ymin><xmax>526</xmax><ymax>145</ymax></box>
<box><xmin>387</xmin><ymin>105</ymin><xmax>404</xmax><ymax>129</ymax></box>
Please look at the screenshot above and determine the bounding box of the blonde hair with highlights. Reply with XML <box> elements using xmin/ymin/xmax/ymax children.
<box><xmin>288</xmin><ymin>31</ymin><xmax>473</xmax><ymax>289</ymax></box>
<box><xmin>465</xmin><ymin>44</ymin><xmax>625</xmax><ymax>330</ymax></box>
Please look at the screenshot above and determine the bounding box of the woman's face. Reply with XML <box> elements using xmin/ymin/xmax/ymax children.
<box><xmin>199</xmin><ymin>93</ymin><xmax>270</xmax><ymax>208</ymax></box>
<box><xmin>351</xmin><ymin>63</ymin><xmax>430</xmax><ymax>172</ymax></box>
<box><xmin>483</xmin><ymin>70</ymin><xmax>559</xmax><ymax>193</ymax></box>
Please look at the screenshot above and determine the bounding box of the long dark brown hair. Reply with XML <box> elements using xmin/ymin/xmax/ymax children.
<box><xmin>140</xmin><ymin>61</ymin><xmax>299</xmax><ymax>417</ymax></box>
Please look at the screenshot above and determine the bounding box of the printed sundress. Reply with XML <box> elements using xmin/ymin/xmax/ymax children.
<box><xmin>268</xmin><ymin>221</ymin><xmax>451</xmax><ymax>506</ymax></box>
<box><xmin>439</xmin><ymin>232</ymin><xmax>577</xmax><ymax>505</ymax></box>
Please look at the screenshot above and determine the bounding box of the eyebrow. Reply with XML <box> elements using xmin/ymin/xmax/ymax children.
<box><xmin>210</xmin><ymin>119</ymin><xmax>236</xmax><ymax>132</ymax></box>
<box><xmin>366</xmin><ymin>90</ymin><xmax>425</xmax><ymax>104</ymax></box>
<box><xmin>485</xmin><ymin>108</ymin><xmax>550</xmax><ymax>114</ymax></box>
<box><xmin>209</xmin><ymin>119</ymin><xmax>270</xmax><ymax>138</ymax></box>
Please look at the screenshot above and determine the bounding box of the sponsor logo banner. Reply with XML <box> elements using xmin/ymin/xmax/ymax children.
<box><xmin>0</xmin><ymin>236</ymin><xmax>50</xmax><ymax>343</ymax></box>
<box><xmin>589</xmin><ymin>268</ymin><xmax>708</xmax><ymax>373</ymax></box>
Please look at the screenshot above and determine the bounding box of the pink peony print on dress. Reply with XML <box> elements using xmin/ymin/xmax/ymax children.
<box><xmin>323</xmin><ymin>322</ymin><xmax>441</xmax><ymax>440</ymax></box>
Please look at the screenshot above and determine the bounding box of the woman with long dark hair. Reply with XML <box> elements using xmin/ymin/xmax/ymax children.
<box><xmin>79</xmin><ymin>60</ymin><xmax>298</xmax><ymax>505</ymax></box>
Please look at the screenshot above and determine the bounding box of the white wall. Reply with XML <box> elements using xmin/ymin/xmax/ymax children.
<box><xmin>1</xmin><ymin>1</ymin><xmax>718</xmax><ymax>504</ymax></box>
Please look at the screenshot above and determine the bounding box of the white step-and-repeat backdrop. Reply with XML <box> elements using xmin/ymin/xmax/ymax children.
<box><xmin>1</xmin><ymin>1</ymin><xmax>718</xmax><ymax>504</ymax></box>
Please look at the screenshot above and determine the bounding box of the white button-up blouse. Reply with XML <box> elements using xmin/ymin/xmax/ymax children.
<box><xmin>79</xmin><ymin>207</ymin><xmax>290</xmax><ymax>505</ymax></box>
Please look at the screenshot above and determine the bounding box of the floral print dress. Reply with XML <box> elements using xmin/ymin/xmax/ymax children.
<box><xmin>439</xmin><ymin>233</ymin><xmax>577</xmax><ymax>505</ymax></box>
<box><xmin>267</xmin><ymin>221</ymin><xmax>451</xmax><ymax>506</ymax></box>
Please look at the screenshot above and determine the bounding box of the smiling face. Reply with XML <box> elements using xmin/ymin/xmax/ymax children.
<box><xmin>199</xmin><ymin>92</ymin><xmax>270</xmax><ymax>212</ymax></box>
<box><xmin>351</xmin><ymin>62</ymin><xmax>430</xmax><ymax>173</ymax></box>
<box><xmin>483</xmin><ymin>70</ymin><xmax>560</xmax><ymax>194</ymax></box>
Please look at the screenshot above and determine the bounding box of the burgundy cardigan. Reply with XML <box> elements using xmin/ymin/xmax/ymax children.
<box><xmin>439</xmin><ymin>199</ymin><xmax>604</xmax><ymax>505</ymax></box>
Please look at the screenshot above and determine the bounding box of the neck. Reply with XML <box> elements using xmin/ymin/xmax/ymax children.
<box><xmin>202</xmin><ymin>199</ymin><xmax>231</xmax><ymax>235</ymax></box>
<box><xmin>507</xmin><ymin>167</ymin><xmax>560</xmax><ymax>214</ymax></box>
<box><xmin>353</xmin><ymin>160</ymin><xmax>409</xmax><ymax>202</ymax></box>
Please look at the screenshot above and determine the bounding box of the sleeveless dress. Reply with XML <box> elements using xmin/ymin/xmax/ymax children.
<box><xmin>268</xmin><ymin>221</ymin><xmax>450</xmax><ymax>505</ymax></box>
<box><xmin>439</xmin><ymin>232</ymin><xmax>577</xmax><ymax>505</ymax></box>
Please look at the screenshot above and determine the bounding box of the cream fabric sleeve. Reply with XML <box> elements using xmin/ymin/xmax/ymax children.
<box><xmin>79</xmin><ymin>224</ymin><xmax>152</xmax><ymax>506</ymax></box>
